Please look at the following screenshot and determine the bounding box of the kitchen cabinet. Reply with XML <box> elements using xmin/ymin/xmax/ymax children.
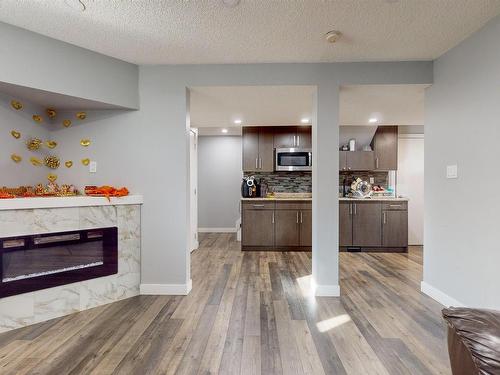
<box><xmin>299</xmin><ymin>210</ymin><xmax>312</xmax><ymax>247</ymax></box>
<box><xmin>241</xmin><ymin>204</ymin><xmax>275</xmax><ymax>247</ymax></box>
<box><xmin>275</xmin><ymin>210</ymin><xmax>300</xmax><ymax>247</ymax></box>
<box><xmin>273</xmin><ymin>126</ymin><xmax>312</xmax><ymax>148</ymax></box>
<box><xmin>339</xmin><ymin>151</ymin><xmax>375</xmax><ymax>171</ymax></box>
<box><xmin>242</xmin><ymin>127</ymin><xmax>274</xmax><ymax>172</ymax></box>
<box><xmin>352</xmin><ymin>202</ymin><xmax>382</xmax><ymax>247</ymax></box>
<box><xmin>339</xmin><ymin>202</ymin><xmax>353</xmax><ymax>246</ymax></box>
<box><xmin>372</xmin><ymin>126</ymin><xmax>398</xmax><ymax>170</ymax></box>
<box><xmin>382</xmin><ymin>209</ymin><xmax>408</xmax><ymax>247</ymax></box>
<box><xmin>241</xmin><ymin>200</ymin><xmax>311</xmax><ymax>250</ymax></box>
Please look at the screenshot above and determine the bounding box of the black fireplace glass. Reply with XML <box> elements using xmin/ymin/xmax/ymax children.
<box><xmin>0</xmin><ymin>227</ymin><xmax>118</xmax><ymax>298</ymax></box>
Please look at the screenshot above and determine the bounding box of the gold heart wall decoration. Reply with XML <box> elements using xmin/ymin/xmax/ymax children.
<box><xmin>30</xmin><ymin>157</ymin><xmax>43</xmax><ymax>167</ymax></box>
<box><xmin>76</xmin><ymin>112</ymin><xmax>86</xmax><ymax>120</ymax></box>
<box><xmin>11</xmin><ymin>154</ymin><xmax>22</xmax><ymax>163</ymax></box>
<box><xmin>47</xmin><ymin>174</ymin><xmax>58</xmax><ymax>182</ymax></box>
<box><xmin>46</xmin><ymin>140</ymin><xmax>58</xmax><ymax>149</ymax></box>
<box><xmin>46</xmin><ymin>108</ymin><xmax>57</xmax><ymax>119</ymax></box>
<box><xmin>11</xmin><ymin>130</ymin><xmax>21</xmax><ymax>139</ymax></box>
<box><xmin>81</xmin><ymin>158</ymin><xmax>90</xmax><ymax>166</ymax></box>
<box><xmin>65</xmin><ymin>160</ymin><xmax>73</xmax><ymax>168</ymax></box>
<box><xmin>11</xmin><ymin>100</ymin><xmax>23</xmax><ymax>110</ymax></box>
<box><xmin>80</xmin><ymin>139</ymin><xmax>91</xmax><ymax>147</ymax></box>
<box><xmin>32</xmin><ymin>115</ymin><xmax>43</xmax><ymax>123</ymax></box>
<box><xmin>62</xmin><ymin>119</ymin><xmax>72</xmax><ymax>128</ymax></box>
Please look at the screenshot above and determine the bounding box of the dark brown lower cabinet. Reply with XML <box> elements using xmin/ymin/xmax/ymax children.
<box><xmin>352</xmin><ymin>202</ymin><xmax>382</xmax><ymax>247</ymax></box>
<box><xmin>242</xmin><ymin>209</ymin><xmax>274</xmax><ymax>247</ymax></box>
<box><xmin>275</xmin><ymin>210</ymin><xmax>300</xmax><ymax>247</ymax></box>
<box><xmin>339</xmin><ymin>202</ymin><xmax>353</xmax><ymax>246</ymax></box>
<box><xmin>382</xmin><ymin>210</ymin><xmax>408</xmax><ymax>247</ymax></box>
<box><xmin>299</xmin><ymin>210</ymin><xmax>312</xmax><ymax>247</ymax></box>
<box><xmin>242</xmin><ymin>201</ymin><xmax>311</xmax><ymax>250</ymax></box>
<box><xmin>340</xmin><ymin>200</ymin><xmax>407</xmax><ymax>252</ymax></box>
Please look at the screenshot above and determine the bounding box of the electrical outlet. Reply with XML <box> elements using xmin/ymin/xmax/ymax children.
<box><xmin>369</xmin><ymin>177</ymin><xmax>375</xmax><ymax>184</ymax></box>
<box><xmin>89</xmin><ymin>161</ymin><xmax>97</xmax><ymax>173</ymax></box>
<box><xmin>446</xmin><ymin>165</ymin><xmax>457</xmax><ymax>179</ymax></box>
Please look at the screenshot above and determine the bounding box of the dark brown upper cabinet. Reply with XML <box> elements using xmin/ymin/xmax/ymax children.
<box><xmin>242</xmin><ymin>127</ymin><xmax>274</xmax><ymax>172</ymax></box>
<box><xmin>273</xmin><ymin>126</ymin><xmax>312</xmax><ymax>148</ymax></box>
<box><xmin>372</xmin><ymin>126</ymin><xmax>398</xmax><ymax>170</ymax></box>
<box><xmin>339</xmin><ymin>151</ymin><xmax>375</xmax><ymax>171</ymax></box>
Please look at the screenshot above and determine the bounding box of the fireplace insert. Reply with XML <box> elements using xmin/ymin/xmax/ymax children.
<box><xmin>0</xmin><ymin>227</ymin><xmax>118</xmax><ymax>298</ymax></box>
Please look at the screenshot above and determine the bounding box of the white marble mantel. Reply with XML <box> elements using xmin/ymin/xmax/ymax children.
<box><xmin>0</xmin><ymin>198</ymin><xmax>143</xmax><ymax>333</ymax></box>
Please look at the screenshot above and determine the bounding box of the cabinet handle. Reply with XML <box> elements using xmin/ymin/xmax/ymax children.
<box><xmin>272</xmin><ymin>212</ymin><xmax>275</xmax><ymax>224</ymax></box>
<box><xmin>300</xmin><ymin>211</ymin><xmax>303</xmax><ymax>223</ymax></box>
<box><xmin>296</xmin><ymin>212</ymin><xmax>299</xmax><ymax>223</ymax></box>
<box><xmin>376</xmin><ymin>158</ymin><xmax>379</xmax><ymax>169</ymax></box>
<box><xmin>354</xmin><ymin>204</ymin><xmax>357</xmax><ymax>215</ymax></box>
<box><xmin>383</xmin><ymin>212</ymin><xmax>386</xmax><ymax>224</ymax></box>
<box><xmin>389</xmin><ymin>204</ymin><xmax>402</xmax><ymax>208</ymax></box>
<box><xmin>297</xmin><ymin>135</ymin><xmax>300</xmax><ymax>147</ymax></box>
<box><xmin>259</xmin><ymin>158</ymin><xmax>262</xmax><ymax>169</ymax></box>
<box><xmin>349</xmin><ymin>204</ymin><xmax>352</xmax><ymax>215</ymax></box>
<box><xmin>255</xmin><ymin>158</ymin><xmax>258</xmax><ymax>169</ymax></box>
<box><xmin>293</xmin><ymin>135</ymin><xmax>296</xmax><ymax>146</ymax></box>
<box><xmin>252</xmin><ymin>204</ymin><xmax>265</xmax><ymax>208</ymax></box>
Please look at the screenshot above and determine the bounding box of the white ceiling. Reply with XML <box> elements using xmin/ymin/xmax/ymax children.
<box><xmin>0</xmin><ymin>1</ymin><xmax>499</xmax><ymax>65</ymax></box>
<box><xmin>191</xmin><ymin>84</ymin><xmax>424</xmax><ymax>135</ymax></box>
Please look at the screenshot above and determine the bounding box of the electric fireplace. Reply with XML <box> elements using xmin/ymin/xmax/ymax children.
<box><xmin>0</xmin><ymin>227</ymin><xmax>118</xmax><ymax>298</ymax></box>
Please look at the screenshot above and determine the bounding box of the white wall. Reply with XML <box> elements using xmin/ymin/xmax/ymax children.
<box><xmin>0</xmin><ymin>20</ymin><xmax>434</xmax><ymax>295</ymax></box>
<box><xmin>397</xmin><ymin>135</ymin><xmax>424</xmax><ymax>245</ymax></box>
<box><xmin>424</xmin><ymin>15</ymin><xmax>500</xmax><ymax>308</ymax></box>
<box><xmin>0</xmin><ymin>22</ymin><xmax>138</xmax><ymax>109</ymax></box>
<box><xmin>197</xmin><ymin>135</ymin><xmax>242</xmax><ymax>231</ymax></box>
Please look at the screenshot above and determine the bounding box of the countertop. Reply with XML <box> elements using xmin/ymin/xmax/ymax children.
<box><xmin>241</xmin><ymin>197</ymin><xmax>312</xmax><ymax>201</ymax></box>
<box><xmin>0</xmin><ymin>195</ymin><xmax>144</xmax><ymax>211</ymax></box>
<box><xmin>339</xmin><ymin>197</ymin><xmax>408</xmax><ymax>202</ymax></box>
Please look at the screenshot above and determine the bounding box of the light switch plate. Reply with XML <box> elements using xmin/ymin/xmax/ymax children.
<box><xmin>446</xmin><ymin>164</ymin><xmax>458</xmax><ymax>179</ymax></box>
<box><xmin>89</xmin><ymin>161</ymin><xmax>97</xmax><ymax>173</ymax></box>
<box><xmin>369</xmin><ymin>177</ymin><xmax>375</xmax><ymax>184</ymax></box>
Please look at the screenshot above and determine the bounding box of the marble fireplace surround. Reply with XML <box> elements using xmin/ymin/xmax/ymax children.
<box><xmin>0</xmin><ymin>196</ymin><xmax>142</xmax><ymax>333</ymax></box>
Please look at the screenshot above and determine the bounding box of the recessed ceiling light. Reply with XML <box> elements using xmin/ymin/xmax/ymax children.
<box><xmin>221</xmin><ymin>128</ymin><xmax>228</xmax><ymax>133</ymax></box>
<box><xmin>325</xmin><ymin>30</ymin><xmax>342</xmax><ymax>44</ymax></box>
<box><xmin>301</xmin><ymin>118</ymin><xmax>310</xmax><ymax>124</ymax></box>
<box><xmin>234</xmin><ymin>119</ymin><xmax>242</xmax><ymax>124</ymax></box>
<box><xmin>368</xmin><ymin>118</ymin><xmax>378</xmax><ymax>124</ymax></box>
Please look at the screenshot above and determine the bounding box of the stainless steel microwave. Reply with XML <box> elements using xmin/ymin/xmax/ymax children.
<box><xmin>275</xmin><ymin>148</ymin><xmax>312</xmax><ymax>171</ymax></box>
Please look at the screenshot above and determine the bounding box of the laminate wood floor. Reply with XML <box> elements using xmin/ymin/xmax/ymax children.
<box><xmin>0</xmin><ymin>233</ymin><xmax>450</xmax><ymax>374</ymax></box>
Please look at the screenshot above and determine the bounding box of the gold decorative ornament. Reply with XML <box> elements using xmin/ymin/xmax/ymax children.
<box><xmin>81</xmin><ymin>158</ymin><xmax>90</xmax><ymax>166</ymax></box>
<box><xmin>11</xmin><ymin>130</ymin><xmax>21</xmax><ymax>139</ymax></box>
<box><xmin>30</xmin><ymin>157</ymin><xmax>43</xmax><ymax>167</ymax></box>
<box><xmin>46</xmin><ymin>108</ymin><xmax>57</xmax><ymax>119</ymax></box>
<box><xmin>62</xmin><ymin>119</ymin><xmax>72</xmax><ymax>128</ymax></box>
<box><xmin>11</xmin><ymin>100</ymin><xmax>23</xmax><ymax>110</ymax></box>
<box><xmin>26</xmin><ymin>138</ymin><xmax>42</xmax><ymax>151</ymax></box>
<box><xmin>80</xmin><ymin>139</ymin><xmax>91</xmax><ymax>147</ymax></box>
<box><xmin>32</xmin><ymin>115</ymin><xmax>43</xmax><ymax>123</ymax></box>
<box><xmin>44</xmin><ymin>155</ymin><xmax>60</xmax><ymax>169</ymax></box>
<box><xmin>47</xmin><ymin>174</ymin><xmax>58</xmax><ymax>183</ymax></box>
<box><xmin>65</xmin><ymin>160</ymin><xmax>73</xmax><ymax>168</ymax></box>
<box><xmin>76</xmin><ymin>112</ymin><xmax>86</xmax><ymax>120</ymax></box>
<box><xmin>45</xmin><ymin>140</ymin><xmax>58</xmax><ymax>149</ymax></box>
<box><xmin>11</xmin><ymin>154</ymin><xmax>22</xmax><ymax>163</ymax></box>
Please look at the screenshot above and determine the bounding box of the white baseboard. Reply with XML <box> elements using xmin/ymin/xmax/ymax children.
<box><xmin>421</xmin><ymin>281</ymin><xmax>465</xmax><ymax>307</ymax></box>
<box><xmin>313</xmin><ymin>284</ymin><xmax>341</xmax><ymax>297</ymax></box>
<box><xmin>198</xmin><ymin>227</ymin><xmax>237</xmax><ymax>233</ymax></box>
<box><xmin>140</xmin><ymin>279</ymin><xmax>192</xmax><ymax>296</ymax></box>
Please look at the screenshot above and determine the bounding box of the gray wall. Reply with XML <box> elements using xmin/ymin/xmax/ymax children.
<box><xmin>0</xmin><ymin>22</ymin><xmax>138</xmax><ymax>109</ymax></box>
<box><xmin>0</xmin><ymin>93</ymin><xmax>49</xmax><ymax>185</ymax></box>
<box><xmin>197</xmin><ymin>136</ymin><xmax>242</xmax><ymax>229</ymax></box>
<box><xmin>0</xmin><ymin>22</ymin><xmax>433</xmax><ymax>292</ymax></box>
<box><xmin>425</xmin><ymin>16</ymin><xmax>500</xmax><ymax>308</ymax></box>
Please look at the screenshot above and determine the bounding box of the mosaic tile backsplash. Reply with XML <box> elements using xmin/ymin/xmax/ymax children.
<box><xmin>339</xmin><ymin>171</ymin><xmax>389</xmax><ymax>195</ymax></box>
<box><xmin>245</xmin><ymin>172</ymin><xmax>312</xmax><ymax>193</ymax></box>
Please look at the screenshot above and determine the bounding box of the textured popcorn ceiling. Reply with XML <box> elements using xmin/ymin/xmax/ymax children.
<box><xmin>0</xmin><ymin>0</ymin><xmax>499</xmax><ymax>65</ymax></box>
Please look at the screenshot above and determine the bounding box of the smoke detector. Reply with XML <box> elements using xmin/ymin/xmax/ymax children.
<box><xmin>325</xmin><ymin>30</ymin><xmax>342</xmax><ymax>44</ymax></box>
